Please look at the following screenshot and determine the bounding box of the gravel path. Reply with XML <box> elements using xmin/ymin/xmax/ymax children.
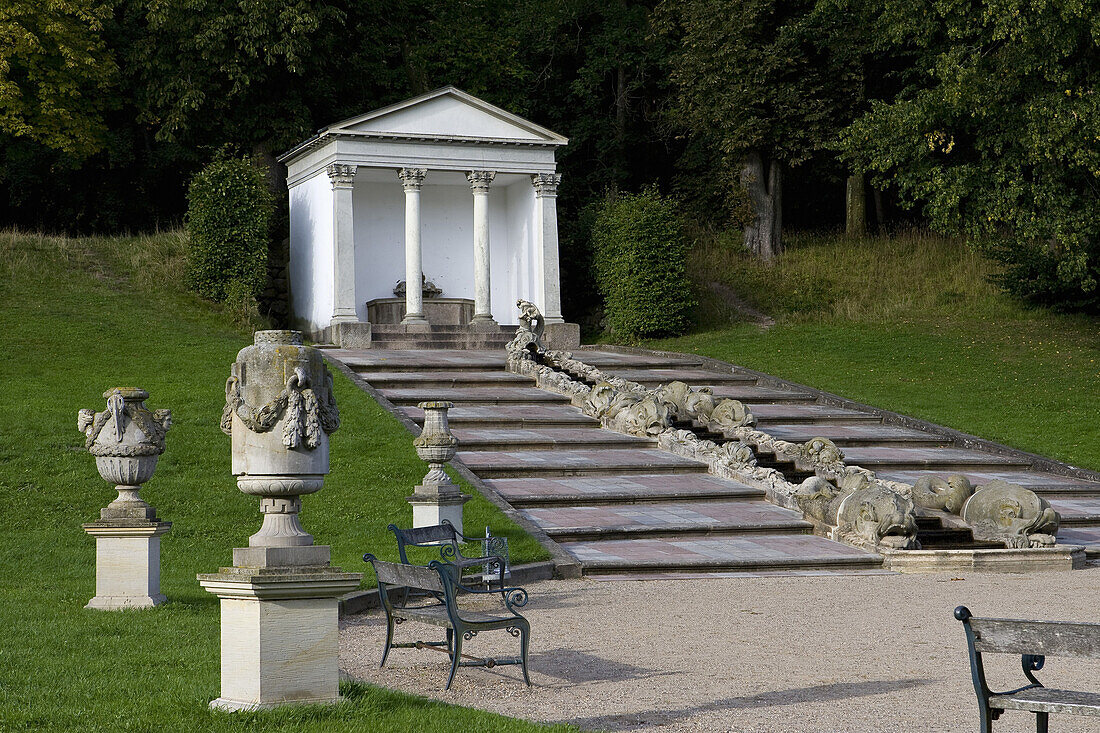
<box><xmin>340</xmin><ymin>569</ymin><xmax>1100</xmax><ymax>732</ymax></box>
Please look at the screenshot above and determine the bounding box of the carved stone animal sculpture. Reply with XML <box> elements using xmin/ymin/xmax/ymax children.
<box><xmin>912</xmin><ymin>474</ymin><xmax>973</xmax><ymax>514</ymax></box>
<box><xmin>961</xmin><ymin>480</ymin><xmax>1060</xmax><ymax>548</ymax></box>
<box><xmin>708</xmin><ymin>398</ymin><xmax>756</xmax><ymax>431</ymax></box>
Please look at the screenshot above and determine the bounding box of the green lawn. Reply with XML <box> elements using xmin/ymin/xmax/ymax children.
<box><xmin>644</xmin><ymin>230</ymin><xmax>1100</xmax><ymax>471</ymax></box>
<box><xmin>0</xmin><ymin>230</ymin><xmax>560</xmax><ymax>731</ymax></box>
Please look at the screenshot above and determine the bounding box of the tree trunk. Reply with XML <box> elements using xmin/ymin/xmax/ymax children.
<box><xmin>872</xmin><ymin>185</ymin><xmax>886</xmax><ymax>232</ymax></box>
<box><xmin>252</xmin><ymin>142</ymin><xmax>282</xmax><ymax>198</ymax></box>
<box><xmin>740</xmin><ymin>152</ymin><xmax>783</xmax><ymax>260</ymax></box>
<box><xmin>846</xmin><ymin>172</ymin><xmax>866</xmax><ymax>237</ymax></box>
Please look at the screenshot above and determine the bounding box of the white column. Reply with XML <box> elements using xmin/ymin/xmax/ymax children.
<box><xmin>466</xmin><ymin>170</ymin><xmax>497</xmax><ymax>327</ymax></box>
<box><xmin>398</xmin><ymin>168</ymin><xmax>428</xmax><ymax>325</ymax></box>
<box><xmin>326</xmin><ymin>164</ymin><xmax>358</xmax><ymax>325</ymax></box>
<box><xmin>533</xmin><ymin>173</ymin><xmax>564</xmax><ymax>323</ymax></box>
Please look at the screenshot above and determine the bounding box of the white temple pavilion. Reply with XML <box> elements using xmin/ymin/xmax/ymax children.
<box><xmin>279</xmin><ymin>86</ymin><xmax>578</xmax><ymax>348</ymax></box>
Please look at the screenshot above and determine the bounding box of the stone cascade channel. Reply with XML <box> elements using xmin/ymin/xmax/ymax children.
<box><xmin>328</xmin><ymin>347</ymin><xmax>1100</xmax><ymax>577</ymax></box>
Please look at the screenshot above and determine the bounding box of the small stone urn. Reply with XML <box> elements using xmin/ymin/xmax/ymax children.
<box><xmin>408</xmin><ymin>401</ymin><xmax>469</xmax><ymax>532</ymax></box>
<box><xmin>200</xmin><ymin>330</ymin><xmax>361</xmax><ymax>712</ymax></box>
<box><xmin>79</xmin><ymin>387</ymin><xmax>172</xmax><ymax>609</ymax></box>
<box><xmin>220</xmin><ymin>329</ymin><xmax>340</xmax><ymax>548</ymax></box>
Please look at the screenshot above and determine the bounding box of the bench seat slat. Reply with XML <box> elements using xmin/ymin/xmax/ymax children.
<box><xmin>397</xmin><ymin>604</ymin><xmax>521</xmax><ymax>627</ymax></box>
<box><xmin>971</xmin><ymin>618</ymin><xmax>1100</xmax><ymax>659</ymax></box>
<box><xmin>990</xmin><ymin>688</ymin><xmax>1100</xmax><ymax>716</ymax></box>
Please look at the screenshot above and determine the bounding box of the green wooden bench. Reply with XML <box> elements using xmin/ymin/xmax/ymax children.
<box><xmin>956</xmin><ymin>606</ymin><xmax>1100</xmax><ymax>732</ymax></box>
<box><xmin>363</xmin><ymin>553</ymin><xmax>531</xmax><ymax>689</ymax></box>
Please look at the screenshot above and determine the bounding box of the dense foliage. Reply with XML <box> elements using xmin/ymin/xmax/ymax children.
<box><xmin>0</xmin><ymin>0</ymin><xmax>117</xmax><ymax>157</ymax></box>
<box><xmin>592</xmin><ymin>189</ymin><xmax>694</xmax><ymax>338</ymax></box>
<box><xmin>185</xmin><ymin>157</ymin><xmax>273</xmax><ymax>302</ymax></box>
<box><xmin>2</xmin><ymin>0</ymin><xmax>1099</xmax><ymax>315</ymax></box>
<box><xmin>839</xmin><ymin>0</ymin><xmax>1100</xmax><ymax>308</ymax></box>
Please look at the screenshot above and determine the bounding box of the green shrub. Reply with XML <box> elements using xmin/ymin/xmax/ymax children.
<box><xmin>984</xmin><ymin>237</ymin><xmax>1100</xmax><ymax>313</ymax></box>
<box><xmin>592</xmin><ymin>189</ymin><xmax>694</xmax><ymax>338</ymax></box>
<box><xmin>185</xmin><ymin>156</ymin><xmax>273</xmax><ymax>301</ymax></box>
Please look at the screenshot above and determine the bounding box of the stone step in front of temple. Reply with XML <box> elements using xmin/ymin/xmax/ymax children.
<box><xmin>749</xmin><ymin>404</ymin><xmax>885</xmax><ymax>424</ymax></box>
<box><xmin>328</xmin><ymin>346</ymin><xmax>1100</xmax><ymax>575</ymax></box>
<box><xmin>380</xmin><ymin>386</ymin><xmax>572</xmax><ymax>405</ymax></box>
<box><xmin>449</xmin><ymin>426</ymin><xmax>652</xmax><ymax>452</ymax></box>
<box><xmin>484</xmin><ymin>474</ymin><xmax>766</xmax><ymax>507</ymax></box>
<box><xmin>368</xmin><ymin>324</ymin><xmax>518</xmax><ymax>351</ymax></box>
<box><xmin>611</xmin><ymin>368</ymin><xmax>758</xmax><ymax>387</ymax></box>
<box><xmin>401</xmin><ymin>404</ymin><xmax>598</xmax><ymax>428</ymax></box>
<box><xmin>761</xmin><ymin>423</ymin><xmax>949</xmax><ymax>447</ymax></box>
<box><xmin>521</xmin><ymin>500</ymin><xmax>814</xmax><ymax>541</ymax></box>
<box><xmin>558</xmin><ymin>535</ymin><xmax>883</xmax><ymax>574</ymax></box>
<box><xmin>356</xmin><ymin>370</ymin><xmax>535</xmax><ymax>388</ymax></box>
<box><xmin>456</xmin><ymin>448</ymin><xmax>712</xmax><ymax>478</ymax></box>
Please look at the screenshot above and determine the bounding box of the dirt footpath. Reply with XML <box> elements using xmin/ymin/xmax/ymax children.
<box><xmin>340</xmin><ymin>569</ymin><xmax>1100</xmax><ymax>732</ymax></box>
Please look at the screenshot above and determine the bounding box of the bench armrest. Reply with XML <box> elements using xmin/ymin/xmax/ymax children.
<box><xmin>453</xmin><ymin>580</ymin><xmax>529</xmax><ymax>613</ymax></box>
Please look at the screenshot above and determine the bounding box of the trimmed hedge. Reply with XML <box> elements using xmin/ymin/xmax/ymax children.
<box><xmin>592</xmin><ymin>189</ymin><xmax>694</xmax><ymax>338</ymax></box>
<box><xmin>185</xmin><ymin>156</ymin><xmax>273</xmax><ymax>302</ymax></box>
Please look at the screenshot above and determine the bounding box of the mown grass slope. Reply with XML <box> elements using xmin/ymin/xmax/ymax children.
<box><xmin>0</xmin><ymin>230</ymin><xmax>559</xmax><ymax>731</ymax></box>
<box><xmin>645</xmin><ymin>229</ymin><xmax>1100</xmax><ymax>470</ymax></box>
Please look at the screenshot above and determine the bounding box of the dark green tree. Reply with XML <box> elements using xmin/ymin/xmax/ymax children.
<box><xmin>658</xmin><ymin>0</ymin><xmax>861</xmax><ymax>258</ymax></box>
<box><xmin>840</xmin><ymin>0</ymin><xmax>1100</xmax><ymax>307</ymax></box>
<box><xmin>0</xmin><ymin>0</ymin><xmax>119</xmax><ymax>157</ymax></box>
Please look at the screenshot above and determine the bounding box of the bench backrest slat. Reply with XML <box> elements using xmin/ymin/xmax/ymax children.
<box><xmin>397</xmin><ymin>525</ymin><xmax>458</xmax><ymax>546</ymax></box>
<box><xmin>971</xmin><ymin>618</ymin><xmax>1100</xmax><ymax>659</ymax></box>
<box><xmin>369</xmin><ymin>557</ymin><xmax>446</xmax><ymax>594</ymax></box>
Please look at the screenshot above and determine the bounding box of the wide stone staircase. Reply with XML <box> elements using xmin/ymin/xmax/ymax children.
<box><xmin>327</xmin><ymin>347</ymin><xmax>1100</xmax><ymax>577</ymax></box>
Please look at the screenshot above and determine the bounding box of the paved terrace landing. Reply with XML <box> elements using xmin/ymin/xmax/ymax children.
<box><xmin>327</xmin><ymin>347</ymin><xmax>1100</xmax><ymax>575</ymax></box>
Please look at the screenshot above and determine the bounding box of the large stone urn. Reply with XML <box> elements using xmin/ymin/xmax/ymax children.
<box><xmin>408</xmin><ymin>400</ymin><xmax>469</xmax><ymax>532</ymax></box>
<box><xmin>79</xmin><ymin>387</ymin><xmax>172</xmax><ymax>609</ymax></box>
<box><xmin>220</xmin><ymin>329</ymin><xmax>340</xmax><ymax>550</ymax></box>
<box><xmin>199</xmin><ymin>330</ymin><xmax>361</xmax><ymax>711</ymax></box>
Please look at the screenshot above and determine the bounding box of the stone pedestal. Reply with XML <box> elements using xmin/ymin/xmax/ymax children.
<box><xmin>78</xmin><ymin>387</ymin><xmax>173</xmax><ymax>611</ymax></box>
<box><xmin>409</xmin><ymin>400</ymin><xmax>470</xmax><ymax>532</ymax></box>
<box><xmin>210</xmin><ymin>330</ymin><xmax>358</xmax><ymax>711</ymax></box>
<box><xmin>408</xmin><ymin>490</ymin><xmax>471</xmax><ymax>533</ymax></box>
<box><xmin>543</xmin><ymin>322</ymin><xmax>580</xmax><ymax>349</ymax></box>
<box><xmin>330</xmin><ymin>321</ymin><xmax>372</xmax><ymax>348</ymax></box>
<box><xmin>199</xmin><ymin>547</ymin><xmax>360</xmax><ymax>711</ymax></box>
<box><xmin>83</xmin><ymin>520</ymin><xmax>171</xmax><ymax>609</ymax></box>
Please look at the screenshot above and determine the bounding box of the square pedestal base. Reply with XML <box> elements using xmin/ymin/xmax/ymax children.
<box><xmin>331</xmin><ymin>321</ymin><xmax>372</xmax><ymax>348</ymax></box>
<box><xmin>198</xmin><ymin>568</ymin><xmax>361</xmax><ymax>711</ymax></box>
<box><xmin>83</xmin><ymin>521</ymin><xmax>171</xmax><ymax>610</ymax></box>
<box><xmin>209</xmin><ymin>694</ymin><xmax>347</xmax><ymax>712</ymax></box>
<box><xmin>408</xmin><ymin>493</ymin><xmax>471</xmax><ymax>534</ymax></box>
<box><xmin>544</xmin><ymin>322</ymin><xmax>580</xmax><ymax>349</ymax></box>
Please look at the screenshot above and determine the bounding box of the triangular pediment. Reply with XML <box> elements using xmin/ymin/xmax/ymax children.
<box><xmin>326</xmin><ymin>87</ymin><xmax>566</xmax><ymax>144</ymax></box>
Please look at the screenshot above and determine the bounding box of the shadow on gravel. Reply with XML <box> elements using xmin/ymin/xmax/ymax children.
<box><xmin>560</xmin><ymin>678</ymin><xmax>936</xmax><ymax>731</ymax></box>
<box><xmin>530</xmin><ymin>649</ymin><xmax>676</xmax><ymax>684</ymax></box>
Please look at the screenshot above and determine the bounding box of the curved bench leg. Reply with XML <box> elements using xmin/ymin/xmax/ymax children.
<box><xmin>977</xmin><ymin>705</ymin><xmax>993</xmax><ymax>733</ymax></box>
<box><xmin>446</xmin><ymin>627</ymin><xmax>454</xmax><ymax>657</ymax></box>
<box><xmin>520</xmin><ymin>622</ymin><xmax>531</xmax><ymax>686</ymax></box>
<box><xmin>1035</xmin><ymin>712</ymin><xmax>1048</xmax><ymax>733</ymax></box>
<box><xmin>380</xmin><ymin>616</ymin><xmax>395</xmax><ymax>668</ymax></box>
<box><xmin>446</xmin><ymin>634</ymin><xmax>463</xmax><ymax>690</ymax></box>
